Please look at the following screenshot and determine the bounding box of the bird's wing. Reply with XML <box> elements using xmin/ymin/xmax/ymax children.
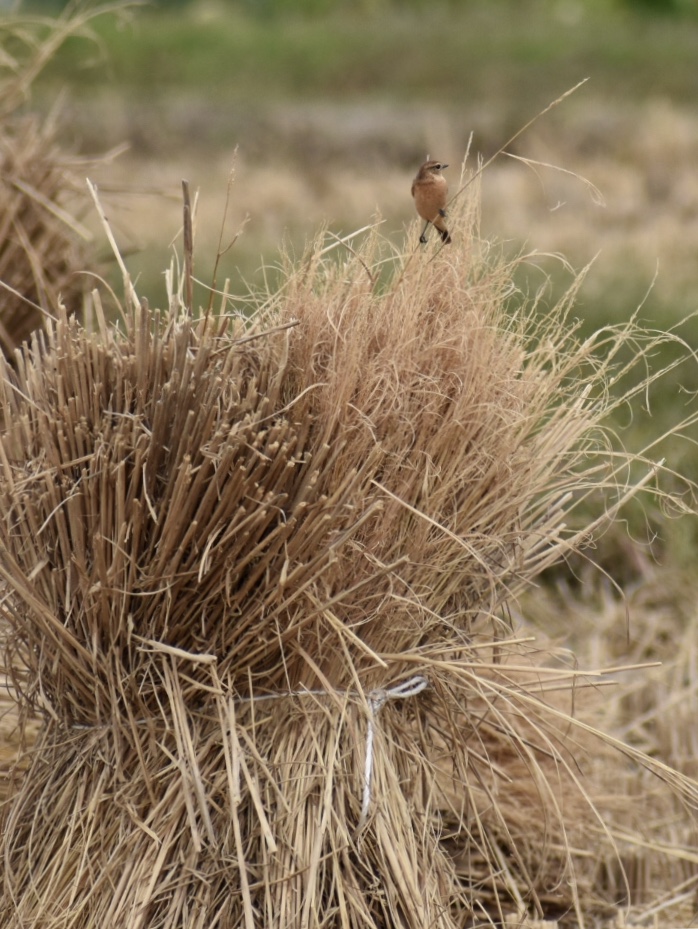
<box><xmin>410</xmin><ymin>181</ymin><xmax>416</xmax><ymax>198</ymax></box>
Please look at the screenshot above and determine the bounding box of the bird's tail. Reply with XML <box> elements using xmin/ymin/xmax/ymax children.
<box><xmin>439</xmin><ymin>228</ymin><xmax>452</xmax><ymax>244</ymax></box>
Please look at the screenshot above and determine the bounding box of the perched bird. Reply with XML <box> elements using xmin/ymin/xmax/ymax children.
<box><xmin>411</xmin><ymin>159</ymin><xmax>452</xmax><ymax>244</ymax></box>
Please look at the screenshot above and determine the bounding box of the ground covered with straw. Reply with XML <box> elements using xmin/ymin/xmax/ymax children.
<box><xmin>0</xmin><ymin>170</ymin><xmax>696</xmax><ymax>927</ymax></box>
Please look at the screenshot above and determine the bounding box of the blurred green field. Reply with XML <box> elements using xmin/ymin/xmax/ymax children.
<box><xmin>38</xmin><ymin>1</ymin><xmax>698</xmax><ymax>104</ymax></box>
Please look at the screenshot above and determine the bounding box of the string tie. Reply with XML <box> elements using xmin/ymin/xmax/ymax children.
<box><xmin>358</xmin><ymin>674</ymin><xmax>429</xmax><ymax>831</ymax></box>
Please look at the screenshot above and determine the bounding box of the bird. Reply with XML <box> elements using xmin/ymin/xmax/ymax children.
<box><xmin>411</xmin><ymin>159</ymin><xmax>452</xmax><ymax>244</ymax></box>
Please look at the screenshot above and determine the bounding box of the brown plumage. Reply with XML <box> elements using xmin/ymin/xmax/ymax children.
<box><xmin>411</xmin><ymin>159</ymin><xmax>452</xmax><ymax>244</ymax></box>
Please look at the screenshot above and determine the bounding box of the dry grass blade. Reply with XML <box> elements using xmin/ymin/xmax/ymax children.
<box><xmin>0</xmin><ymin>2</ymin><xmax>136</xmax><ymax>119</ymax></box>
<box><xmin>182</xmin><ymin>179</ymin><xmax>194</xmax><ymax>313</ymax></box>
<box><xmin>0</xmin><ymin>169</ymin><xmax>695</xmax><ymax>928</ymax></box>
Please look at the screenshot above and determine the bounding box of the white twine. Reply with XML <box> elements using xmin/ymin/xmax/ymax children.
<box><xmin>235</xmin><ymin>673</ymin><xmax>429</xmax><ymax>830</ymax></box>
<box><xmin>67</xmin><ymin>672</ymin><xmax>429</xmax><ymax>832</ymax></box>
<box><xmin>357</xmin><ymin>674</ymin><xmax>429</xmax><ymax>832</ymax></box>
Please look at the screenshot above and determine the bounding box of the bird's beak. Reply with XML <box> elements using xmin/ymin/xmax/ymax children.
<box><xmin>442</xmin><ymin>163</ymin><xmax>449</xmax><ymax>169</ymax></box>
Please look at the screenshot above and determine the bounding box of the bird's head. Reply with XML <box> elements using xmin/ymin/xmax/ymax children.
<box><xmin>418</xmin><ymin>159</ymin><xmax>449</xmax><ymax>179</ymax></box>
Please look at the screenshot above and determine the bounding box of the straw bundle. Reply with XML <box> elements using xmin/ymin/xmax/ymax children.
<box><xmin>0</xmin><ymin>193</ymin><xmax>693</xmax><ymax>927</ymax></box>
<box><xmin>0</xmin><ymin>112</ymin><xmax>91</xmax><ymax>355</ymax></box>
<box><xmin>0</xmin><ymin>4</ymin><xmax>120</xmax><ymax>805</ymax></box>
<box><xmin>0</xmin><ymin>6</ymin><xmax>113</xmax><ymax>356</ymax></box>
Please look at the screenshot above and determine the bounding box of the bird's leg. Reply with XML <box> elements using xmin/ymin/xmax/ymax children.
<box><xmin>419</xmin><ymin>221</ymin><xmax>430</xmax><ymax>244</ymax></box>
<box><xmin>436</xmin><ymin>210</ymin><xmax>451</xmax><ymax>243</ymax></box>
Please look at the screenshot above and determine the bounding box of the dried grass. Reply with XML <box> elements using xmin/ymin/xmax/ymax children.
<box><xmin>517</xmin><ymin>572</ymin><xmax>698</xmax><ymax>927</ymax></box>
<box><xmin>0</xmin><ymin>4</ymin><xmax>125</xmax><ymax>355</ymax></box>
<box><xmin>0</xmin><ymin>178</ymin><xmax>696</xmax><ymax>928</ymax></box>
<box><xmin>0</xmin><ymin>111</ymin><xmax>92</xmax><ymax>354</ymax></box>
